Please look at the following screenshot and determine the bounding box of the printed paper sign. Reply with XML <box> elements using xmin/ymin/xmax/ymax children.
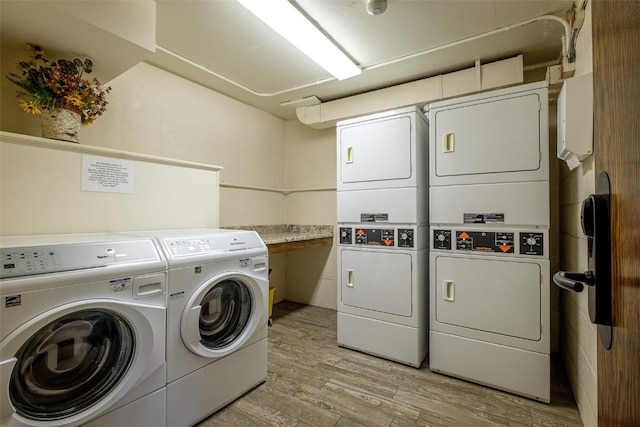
<box><xmin>82</xmin><ymin>155</ymin><xmax>134</xmax><ymax>194</ymax></box>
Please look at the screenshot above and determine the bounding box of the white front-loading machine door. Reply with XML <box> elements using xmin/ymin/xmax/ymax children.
<box><xmin>167</xmin><ymin>266</ymin><xmax>268</xmax><ymax>383</ymax></box>
<box><xmin>339</xmin><ymin>249</ymin><xmax>414</xmax><ymax>322</ymax></box>
<box><xmin>428</xmin><ymin>81</ymin><xmax>549</xmax><ymax>187</ymax></box>
<box><xmin>181</xmin><ymin>273</ymin><xmax>266</xmax><ymax>357</ymax></box>
<box><xmin>339</xmin><ymin>115</ymin><xmax>413</xmax><ymax>186</ymax></box>
<box><xmin>0</xmin><ymin>300</ymin><xmax>165</xmax><ymax>427</ymax></box>
<box><xmin>431</xmin><ymin>254</ymin><xmax>548</xmax><ymax>349</ymax></box>
<box><xmin>337</xmin><ymin>246</ymin><xmax>428</xmax><ymax>367</ymax></box>
<box><xmin>429</xmin><ymin>251</ymin><xmax>550</xmax><ymax>401</ymax></box>
<box><xmin>337</xmin><ymin>106</ymin><xmax>428</xmax><ymax>193</ymax></box>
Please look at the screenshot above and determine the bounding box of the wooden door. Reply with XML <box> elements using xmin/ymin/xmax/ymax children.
<box><xmin>592</xmin><ymin>0</ymin><xmax>640</xmax><ymax>425</ymax></box>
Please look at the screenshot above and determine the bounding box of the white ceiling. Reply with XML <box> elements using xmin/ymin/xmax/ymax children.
<box><xmin>150</xmin><ymin>0</ymin><xmax>573</xmax><ymax>120</ymax></box>
<box><xmin>0</xmin><ymin>1</ymin><xmax>574</xmax><ymax>121</ymax></box>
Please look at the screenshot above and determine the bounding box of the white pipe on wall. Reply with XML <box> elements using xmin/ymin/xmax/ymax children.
<box><xmin>296</xmin><ymin>55</ymin><xmax>525</xmax><ymax>129</ymax></box>
<box><xmin>155</xmin><ymin>14</ymin><xmax>570</xmax><ymax>101</ymax></box>
<box><xmin>362</xmin><ymin>15</ymin><xmax>571</xmax><ymax>73</ymax></box>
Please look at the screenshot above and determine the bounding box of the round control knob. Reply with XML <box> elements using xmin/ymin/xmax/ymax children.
<box><xmin>437</xmin><ymin>234</ymin><xmax>446</xmax><ymax>242</ymax></box>
<box><xmin>401</xmin><ymin>232</ymin><xmax>408</xmax><ymax>240</ymax></box>
<box><xmin>341</xmin><ymin>231</ymin><xmax>347</xmax><ymax>237</ymax></box>
<box><xmin>526</xmin><ymin>237</ymin><xmax>538</xmax><ymax>246</ymax></box>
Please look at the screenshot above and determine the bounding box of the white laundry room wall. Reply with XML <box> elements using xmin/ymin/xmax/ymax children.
<box><xmin>283</xmin><ymin>120</ymin><xmax>337</xmax><ymax>309</ymax></box>
<box><xmin>558</xmin><ymin>2</ymin><xmax>597</xmax><ymax>427</ymax></box>
<box><xmin>78</xmin><ymin>62</ymin><xmax>287</xmax><ymax>228</ymax></box>
<box><xmin>1</xmin><ymin>61</ymin><xmax>287</xmax><ymax>231</ymax></box>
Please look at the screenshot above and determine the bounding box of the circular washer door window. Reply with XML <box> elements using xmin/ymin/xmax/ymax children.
<box><xmin>198</xmin><ymin>279</ymin><xmax>252</xmax><ymax>349</ymax></box>
<box><xmin>9</xmin><ymin>309</ymin><xmax>135</xmax><ymax>421</ymax></box>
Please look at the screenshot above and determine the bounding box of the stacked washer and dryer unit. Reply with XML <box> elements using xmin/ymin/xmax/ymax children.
<box><xmin>336</xmin><ymin>106</ymin><xmax>429</xmax><ymax>367</ymax></box>
<box><xmin>0</xmin><ymin>234</ymin><xmax>168</xmax><ymax>427</ymax></box>
<box><xmin>336</xmin><ymin>82</ymin><xmax>552</xmax><ymax>401</ymax></box>
<box><xmin>427</xmin><ymin>81</ymin><xmax>552</xmax><ymax>402</ymax></box>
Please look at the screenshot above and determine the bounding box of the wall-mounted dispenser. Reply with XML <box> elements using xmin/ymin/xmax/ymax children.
<box><xmin>557</xmin><ymin>72</ymin><xmax>593</xmax><ymax>170</ymax></box>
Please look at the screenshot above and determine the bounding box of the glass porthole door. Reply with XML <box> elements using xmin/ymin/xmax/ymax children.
<box><xmin>182</xmin><ymin>276</ymin><xmax>254</xmax><ymax>356</ymax></box>
<box><xmin>8</xmin><ymin>309</ymin><xmax>135</xmax><ymax>421</ymax></box>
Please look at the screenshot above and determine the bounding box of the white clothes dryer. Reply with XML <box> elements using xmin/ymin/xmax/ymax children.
<box><xmin>337</xmin><ymin>106</ymin><xmax>429</xmax><ymax>193</ymax></box>
<box><xmin>0</xmin><ymin>234</ymin><xmax>167</xmax><ymax>427</ymax></box>
<box><xmin>427</xmin><ymin>81</ymin><xmax>549</xmax><ymax>188</ymax></box>
<box><xmin>336</xmin><ymin>106</ymin><xmax>429</xmax><ymax>225</ymax></box>
<box><xmin>127</xmin><ymin>229</ymin><xmax>269</xmax><ymax>427</ymax></box>
<box><xmin>337</xmin><ymin>225</ymin><xmax>428</xmax><ymax>367</ymax></box>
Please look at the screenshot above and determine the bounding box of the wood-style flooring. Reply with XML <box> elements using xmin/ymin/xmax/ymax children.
<box><xmin>197</xmin><ymin>301</ymin><xmax>583</xmax><ymax>427</ymax></box>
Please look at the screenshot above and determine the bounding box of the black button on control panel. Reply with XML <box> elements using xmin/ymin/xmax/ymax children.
<box><xmin>339</xmin><ymin>227</ymin><xmax>352</xmax><ymax>244</ymax></box>
<box><xmin>433</xmin><ymin>230</ymin><xmax>452</xmax><ymax>250</ymax></box>
<box><xmin>520</xmin><ymin>233</ymin><xmax>544</xmax><ymax>256</ymax></box>
<box><xmin>398</xmin><ymin>229</ymin><xmax>414</xmax><ymax>248</ymax></box>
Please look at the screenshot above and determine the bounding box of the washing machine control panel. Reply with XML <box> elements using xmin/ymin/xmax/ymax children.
<box><xmin>165</xmin><ymin>238</ymin><xmax>215</xmax><ymax>256</ymax></box>
<box><xmin>338</xmin><ymin>227</ymin><xmax>419</xmax><ymax>249</ymax></box>
<box><xmin>432</xmin><ymin>229</ymin><xmax>545</xmax><ymax>257</ymax></box>
<box><xmin>1</xmin><ymin>240</ymin><xmax>161</xmax><ymax>279</ymax></box>
<box><xmin>455</xmin><ymin>231</ymin><xmax>515</xmax><ymax>253</ymax></box>
<box><xmin>163</xmin><ymin>232</ymin><xmax>265</xmax><ymax>258</ymax></box>
<box><xmin>355</xmin><ymin>228</ymin><xmax>394</xmax><ymax>246</ymax></box>
<box><xmin>1</xmin><ymin>250</ymin><xmax>58</xmax><ymax>277</ymax></box>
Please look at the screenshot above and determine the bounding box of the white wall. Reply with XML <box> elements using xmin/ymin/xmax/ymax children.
<box><xmin>80</xmin><ymin>63</ymin><xmax>286</xmax><ymax>190</ymax></box>
<box><xmin>0</xmin><ymin>139</ymin><xmax>220</xmax><ymax>235</ymax></box>
<box><xmin>283</xmin><ymin>121</ymin><xmax>337</xmax><ymax>309</ymax></box>
<box><xmin>1</xmin><ymin>59</ymin><xmax>286</xmax><ymax>213</ymax></box>
<box><xmin>558</xmin><ymin>2</ymin><xmax>597</xmax><ymax>426</ymax></box>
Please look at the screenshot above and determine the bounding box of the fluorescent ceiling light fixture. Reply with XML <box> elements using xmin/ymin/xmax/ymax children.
<box><xmin>236</xmin><ymin>0</ymin><xmax>361</xmax><ymax>80</ymax></box>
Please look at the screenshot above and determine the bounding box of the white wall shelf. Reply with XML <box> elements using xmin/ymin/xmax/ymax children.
<box><xmin>0</xmin><ymin>131</ymin><xmax>223</xmax><ymax>172</ymax></box>
<box><xmin>0</xmin><ymin>1</ymin><xmax>156</xmax><ymax>86</ymax></box>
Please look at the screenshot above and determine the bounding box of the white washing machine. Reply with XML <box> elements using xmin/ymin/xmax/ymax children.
<box><xmin>128</xmin><ymin>229</ymin><xmax>269</xmax><ymax>427</ymax></box>
<box><xmin>0</xmin><ymin>234</ymin><xmax>167</xmax><ymax>427</ymax></box>
<box><xmin>429</xmin><ymin>225</ymin><xmax>550</xmax><ymax>402</ymax></box>
<box><xmin>337</xmin><ymin>225</ymin><xmax>428</xmax><ymax>367</ymax></box>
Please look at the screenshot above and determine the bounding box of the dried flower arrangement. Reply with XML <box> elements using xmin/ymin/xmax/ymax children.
<box><xmin>5</xmin><ymin>43</ymin><xmax>111</xmax><ymax>124</ymax></box>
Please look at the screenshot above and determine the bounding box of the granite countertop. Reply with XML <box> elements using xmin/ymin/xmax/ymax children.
<box><xmin>222</xmin><ymin>225</ymin><xmax>333</xmax><ymax>253</ymax></box>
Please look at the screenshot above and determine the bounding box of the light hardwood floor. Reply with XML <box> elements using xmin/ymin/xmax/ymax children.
<box><xmin>197</xmin><ymin>301</ymin><xmax>583</xmax><ymax>427</ymax></box>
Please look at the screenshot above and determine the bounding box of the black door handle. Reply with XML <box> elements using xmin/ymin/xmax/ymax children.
<box><xmin>553</xmin><ymin>172</ymin><xmax>612</xmax><ymax>349</ymax></box>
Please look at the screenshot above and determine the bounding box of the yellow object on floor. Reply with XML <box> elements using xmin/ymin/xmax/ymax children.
<box><xmin>268</xmin><ymin>286</ymin><xmax>275</xmax><ymax>318</ymax></box>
